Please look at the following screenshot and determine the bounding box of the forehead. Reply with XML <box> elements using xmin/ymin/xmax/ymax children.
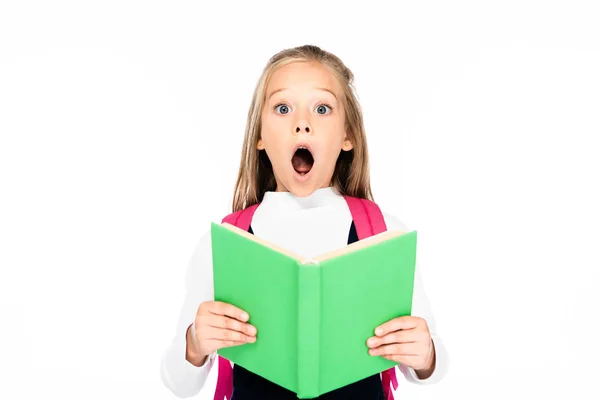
<box><xmin>266</xmin><ymin>61</ymin><xmax>341</xmax><ymax>97</ymax></box>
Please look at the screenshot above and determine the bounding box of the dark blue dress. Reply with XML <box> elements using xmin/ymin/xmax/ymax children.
<box><xmin>231</xmin><ymin>222</ymin><xmax>385</xmax><ymax>400</ymax></box>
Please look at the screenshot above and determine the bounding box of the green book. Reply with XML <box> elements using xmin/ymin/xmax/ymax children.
<box><xmin>211</xmin><ymin>222</ymin><xmax>417</xmax><ymax>399</ymax></box>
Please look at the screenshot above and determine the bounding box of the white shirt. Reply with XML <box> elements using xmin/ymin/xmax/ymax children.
<box><xmin>160</xmin><ymin>187</ymin><xmax>449</xmax><ymax>398</ymax></box>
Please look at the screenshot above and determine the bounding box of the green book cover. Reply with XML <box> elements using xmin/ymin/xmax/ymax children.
<box><xmin>211</xmin><ymin>222</ymin><xmax>417</xmax><ymax>399</ymax></box>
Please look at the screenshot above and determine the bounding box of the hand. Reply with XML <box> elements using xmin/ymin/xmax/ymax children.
<box><xmin>366</xmin><ymin>316</ymin><xmax>435</xmax><ymax>375</ymax></box>
<box><xmin>187</xmin><ymin>301</ymin><xmax>257</xmax><ymax>366</ymax></box>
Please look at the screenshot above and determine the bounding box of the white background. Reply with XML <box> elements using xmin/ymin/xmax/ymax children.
<box><xmin>1</xmin><ymin>1</ymin><xmax>599</xmax><ymax>399</ymax></box>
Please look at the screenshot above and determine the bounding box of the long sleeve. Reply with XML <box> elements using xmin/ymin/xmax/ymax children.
<box><xmin>399</xmin><ymin>268</ymin><xmax>449</xmax><ymax>384</ymax></box>
<box><xmin>160</xmin><ymin>230</ymin><xmax>217</xmax><ymax>398</ymax></box>
<box><xmin>382</xmin><ymin>213</ymin><xmax>449</xmax><ymax>385</ymax></box>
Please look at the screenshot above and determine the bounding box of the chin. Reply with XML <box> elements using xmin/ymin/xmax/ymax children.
<box><xmin>287</xmin><ymin>183</ymin><xmax>320</xmax><ymax>197</ymax></box>
<box><xmin>277</xmin><ymin>175</ymin><xmax>318</xmax><ymax>197</ymax></box>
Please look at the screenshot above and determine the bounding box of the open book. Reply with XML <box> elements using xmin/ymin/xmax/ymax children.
<box><xmin>211</xmin><ymin>222</ymin><xmax>417</xmax><ymax>398</ymax></box>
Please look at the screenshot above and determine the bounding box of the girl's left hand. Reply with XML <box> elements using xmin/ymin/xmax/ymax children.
<box><xmin>366</xmin><ymin>316</ymin><xmax>435</xmax><ymax>373</ymax></box>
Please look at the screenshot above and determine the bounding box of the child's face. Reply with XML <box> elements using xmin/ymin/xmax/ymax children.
<box><xmin>259</xmin><ymin>61</ymin><xmax>352</xmax><ymax>197</ymax></box>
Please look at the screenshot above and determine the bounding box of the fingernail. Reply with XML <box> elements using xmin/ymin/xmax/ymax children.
<box><xmin>241</xmin><ymin>312</ymin><xmax>249</xmax><ymax>320</ymax></box>
<box><xmin>375</xmin><ymin>327</ymin><xmax>383</xmax><ymax>335</ymax></box>
<box><xmin>248</xmin><ymin>336</ymin><xmax>256</xmax><ymax>342</ymax></box>
<box><xmin>249</xmin><ymin>326</ymin><xmax>257</xmax><ymax>335</ymax></box>
<box><xmin>367</xmin><ymin>338</ymin><xmax>376</xmax><ymax>347</ymax></box>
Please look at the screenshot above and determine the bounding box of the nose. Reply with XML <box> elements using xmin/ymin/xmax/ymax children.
<box><xmin>295</xmin><ymin>124</ymin><xmax>311</xmax><ymax>135</ymax></box>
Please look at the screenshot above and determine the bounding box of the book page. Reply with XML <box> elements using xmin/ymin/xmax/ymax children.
<box><xmin>313</xmin><ymin>229</ymin><xmax>408</xmax><ymax>263</ymax></box>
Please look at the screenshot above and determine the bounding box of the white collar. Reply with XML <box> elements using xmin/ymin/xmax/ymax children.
<box><xmin>260</xmin><ymin>186</ymin><xmax>345</xmax><ymax>211</ymax></box>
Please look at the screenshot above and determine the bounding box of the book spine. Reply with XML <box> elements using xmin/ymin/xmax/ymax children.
<box><xmin>297</xmin><ymin>260</ymin><xmax>321</xmax><ymax>398</ymax></box>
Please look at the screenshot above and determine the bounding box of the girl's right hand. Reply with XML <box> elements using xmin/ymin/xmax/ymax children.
<box><xmin>188</xmin><ymin>300</ymin><xmax>257</xmax><ymax>364</ymax></box>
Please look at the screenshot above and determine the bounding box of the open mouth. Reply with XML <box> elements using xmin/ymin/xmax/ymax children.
<box><xmin>292</xmin><ymin>146</ymin><xmax>314</xmax><ymax>176</ymax></box>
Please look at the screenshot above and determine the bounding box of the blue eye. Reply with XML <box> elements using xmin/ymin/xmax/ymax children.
<box><xmin>316</xmin><ymin>104</ymin><xmax>333</xmax><ymax>115</ymax></box>
<box><xmin>274</xmin><ymin>104</ymin><xmax>290</xmax><ymax>114</ymax></box>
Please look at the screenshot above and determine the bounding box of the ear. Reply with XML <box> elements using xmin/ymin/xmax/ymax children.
<box><xmin>257</xmin><ymin>139</ymin><xmax>264</xmax><ymax>150</ymax></box>
<box><xmin>342</xmin><ymin>138</ymin><xmax>353</xmax><ymax>151</ymax></box>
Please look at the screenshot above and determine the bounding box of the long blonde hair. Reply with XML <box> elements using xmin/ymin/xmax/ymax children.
<box><xmin>231</xmin><ymin>44</ymin><xmax>373</xmax><ymax>212</ymax></box>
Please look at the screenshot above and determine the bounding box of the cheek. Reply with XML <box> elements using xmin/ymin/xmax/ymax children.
<box><xmin>319</xmin><ymin>114</ymin><xmax>345</xmax><ymax>141</ymax></box>
<box><xmin>316</xmin><ymin>114</ymin><xmax>343</xmax><ymax>130</ymax></box>
<box><xmin>261</xmin><ymin>113</ymin><xmax>290</xmax><ymax>137</ymax></box>
<box><xmin>318</xmin><ymin>139</ymin><xmax>344</xmax><ymax>167</ymax></box>
<box><xmin>260</xmin><ymin>118</ymin><xmax>279</xmax><ymax>146</ymax></box>
<box><xmin>261</xmin><ymin>127</ymin><xmax>290</xmax><ymax>163</ymax></box>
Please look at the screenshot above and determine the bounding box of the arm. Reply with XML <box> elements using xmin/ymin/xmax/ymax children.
<box><xmin>399</xmin><ymin>267</ymin><xmax>449</xmax><ymax>384</ymax></box>
<box><xmin>382</xmin><ymin>213</ymin><xmax>449</xmax><ymax>384</ymax></box>
<box><xmin>160</xmin><ymin>231</ymin><xmax>216</xmax><ymax>397</ymax></box>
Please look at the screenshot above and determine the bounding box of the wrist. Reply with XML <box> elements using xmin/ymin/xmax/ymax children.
<box><xmin>415</xmin><ymin>339</ymin><xmax>436</xmax><ymax>379</ymax></box>
<box><xmin>185</xmin><ymin>322</ymin><xmax>208</xmax><ymax>367</ymax></box>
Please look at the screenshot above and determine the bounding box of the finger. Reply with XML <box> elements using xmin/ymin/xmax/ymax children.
<box><xmin>375</xmin><ymin>316</ymin><xmax>422</xmax><ymax>336</ymax></box>
<box><xmin>208</xmin><ymin>301</ymin><xmax>250</xmax><ymax>322</ymax></box>
<box><xmin>368</xmin><ymin>342</ymin><xmax>420</xmax><ymax>357</ymax></box>
<box><xmin>367</xmin><ymin>329</ymin><xmax>417</xmax><ymax>348</ymax></box>
<box><xmin>204</xmin><ymin>326</ymin><xmax>257</xmax><ymax>343</ymax></box>
<box><xmin>205</xmin><ymin>315</ymin><xmax>257</xmax><ymax>337</ymax></box>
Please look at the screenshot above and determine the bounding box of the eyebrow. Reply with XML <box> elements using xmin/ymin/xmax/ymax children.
<box><xmin>267</xmin><ymin>87</ymin><xmax>337</xmax><ymax>101</ymax></box>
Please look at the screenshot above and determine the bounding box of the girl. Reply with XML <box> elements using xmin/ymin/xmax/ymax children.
<box><xmin>160</xmin><ymin>45</ymin><xmax>448</xmax><ymax>399</ymax></box>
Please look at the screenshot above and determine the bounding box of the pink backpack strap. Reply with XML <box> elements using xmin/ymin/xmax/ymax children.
<box><xmin>221</xmin><ymin>203</ymin><xmax>259</xmax><ymax>232</ymax></box>
<box><xmin>381</xmin><ymin>368</ymin><xmax>399</xmax><ymax>399</ymax></box>
<box><xmin>343</xmin><ymin>196</ymin><xmax>399</xmax><ymax>399</ymax></box>
<box><xmin>213</xmin><ymin>203</ymin><xmax>260</xmax><ymax>400</ymax></box>
<box><xmin>343</xmin><ymin>196</ymin><xmax>387</xmax><ymax>239</ymax></box>
<box><xmin>213</xmin><ymin>356</ymin><xmax>233</xmax><ymax>400</ymax></box>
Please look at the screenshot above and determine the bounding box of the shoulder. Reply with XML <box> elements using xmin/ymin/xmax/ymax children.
<box><xmin>345</xmin><ymin>196</ymin><xmax>412</xmax><ymax>232</ymax></box>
